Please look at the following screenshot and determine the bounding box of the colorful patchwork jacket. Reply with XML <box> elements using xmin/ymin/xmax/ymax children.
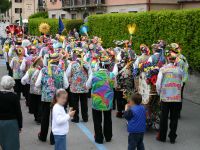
<box><xmin>10</xmin><ymin>57</ymin><xmax>24</xmax><ymax>79</ymax></box>
<box><xmin>116</xmin><ymin>61</ymin><xmax>134</xmax><ymax>92</ymax></box>
<box><xmin>91</xmin><ymin>69</ymin><xmax>115</xmax><ymax>111</ymax></box>
<box><xmin>68</xmin><ymin>60</ymin><xmax>90</xmax><ymax>93</ymax></box>
<box><xmin>156</xmin><ymin>63</ymin><xmax>183</xmax><ymax>102</ymax></box>
<box><xmin>41</xmin><ymin>66</ymin><xmax>64</xmax><ymax>102</ymax></box>
<box><xmin>29</xmin><ymin>68</ymin><xmax>41</xmax><ymax>95</ymax></box>
<box><xmin>176</xmin><ymin>54</ymin><xmax>189</xmax><ymax>83</ymax></box>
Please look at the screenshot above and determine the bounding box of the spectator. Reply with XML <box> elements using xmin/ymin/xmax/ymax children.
<box><xmin>0</xmin><ymin>75</ymin><xmax>23</xmax><ymax>150</ymax></box>
<box><xmin>124</xmin><ymin>93</ymin><xmax>146</xmax><ymax>150</ymax></box>
<box><xmin>52</xmin><ymin>89</ymin><xmax>75</xmax><ymax>150</ymax></box>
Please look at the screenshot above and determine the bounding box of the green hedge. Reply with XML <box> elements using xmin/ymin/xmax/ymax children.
<box><xmin>29</xmin><ymin>12</ymin><xmax>48</xmax><ymax>19</ymax></box>
<box><xmin>88</xmin><ymin>9</ymin><xmax>200</xmax><ymax>72</ymax></box>
<box><xmin>28</xmin><ymin>19</ymin><xmax>83</xmax><ymax>36</ymax></box>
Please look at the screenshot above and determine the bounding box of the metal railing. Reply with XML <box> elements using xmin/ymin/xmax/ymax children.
<box><xmin>62</xmin><ymin>0</ymin><xmax>105</xmax><ymax>8</ymax></box>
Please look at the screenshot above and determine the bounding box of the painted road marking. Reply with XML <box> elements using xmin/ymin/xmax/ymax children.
<box><xmin>77</xmin><ymin>123</ymin><xmax>107</xmax><ymax>150</ymax></box>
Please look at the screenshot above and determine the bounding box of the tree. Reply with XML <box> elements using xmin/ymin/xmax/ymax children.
<box><xmin>0</xmin><ymin>0</ymin><xmax>12</xmax><ymax>14</ymax></box>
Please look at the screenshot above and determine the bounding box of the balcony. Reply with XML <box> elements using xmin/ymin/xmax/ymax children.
<box><xmin>62</xmin><ymin>0</ymin><xmax>106</xmax><ymax>11</ymax></box>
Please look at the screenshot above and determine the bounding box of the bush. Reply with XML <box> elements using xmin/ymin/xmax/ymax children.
<box><xmin>87</xmin><ymin>9</ymin><xmax>200</xmax><ymax>72</ymax></box>
<box><xmin>28</xmin><ymin>18</ymin><xmax>83</xmax><ymax>36</ymax></box>
<box><xmin>29</xmin><ymin>12</ymin><xmax>48</xmax><ymax>19</ymax></box>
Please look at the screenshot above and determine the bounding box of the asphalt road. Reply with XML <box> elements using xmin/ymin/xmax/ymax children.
<box><xmin>0</xmin><ymin>59</ymin><xmax>200</xmax><ymax>150</ymax></box>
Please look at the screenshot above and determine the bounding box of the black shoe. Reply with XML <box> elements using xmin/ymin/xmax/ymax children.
<box><xmin>105</xmin><ymin>139</ymin><xmax>111</xmax><ymax>142</ymax></box>
<box><xmin>50</xmin><ymin>136</ymin><xmax>55</xmax><ymax>145</ymax></box>
<box><xmin>156</xmin><ymin>133</ymin><xmax>166</xmax><ymax>142</ymax></box>
<box><xmin>83</xmin><ymin>119</ymin><xmax>88</xmax><ymax>123</ymax></box>
<box><xmin>38</xmin><ymin>133</ymin><xmax>46</xmax><ymax>142</ymax></box>
<box><xmin>95</xmin><ymin>140</ymin><xmax>103</xmax><ymax>144</ymax></box>
<box><xmin>170</xmin><ymin>139</ymin><xmax>176</xmax><ymax>144</ymax></box>
<box><xmin>116</xmin><ymin>112</ymin><xmax>123</xmax><ymax>118</ymax></box>
<box><xmin>71</xmin><ymin>119</ymin><xmax>79</xmax><ymax>123</ymax></box>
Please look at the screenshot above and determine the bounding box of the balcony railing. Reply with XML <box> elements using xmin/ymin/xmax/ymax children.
<box><xmin>62</xmin><ymin>0</ymin><xmax>106</xmax><ymax>9</ymax></box>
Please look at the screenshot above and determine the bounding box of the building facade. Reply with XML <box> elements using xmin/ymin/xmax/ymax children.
<box><xmin>11</xmin><ymin>0</ymin><xmax>39</xmax><ymax>23</ymax></box>
<box><xmin>62</xmin><ymin>0</ymin><xmax>106</xmax><ymax>19</ymax></box>
<box><xmin>178</xmin><ymin>0</ymin><xmax>200</xmax><ymax>9</ymax></box>
<box><xmin>60</xmin><ymin>0</ymin><xmax>200</xmax><ymax>19</ymax></box>
<box><xmin>46</xmin><ymin>0</ymin><xmax>70</xmax><ymax>19</ymax></box>
<box><xmin>60</xmin><ymin>0</ymin><xmax>182</xmax><ymax>19</ymax></box>
<box><xmin>1</xmin><ymin>0</ymin><xmax>40</xmax><ymax>23</ymax></box>
<box><xmin>2</xmin><ymin>0</ymin><xmax>200</xmax><ymax>23</ymax></box>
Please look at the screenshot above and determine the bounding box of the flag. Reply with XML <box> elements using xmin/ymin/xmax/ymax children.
<box><xmin>19</xmin><ymin>12</ymin><xmax>23</xmax><ymax>26</ymax></box>
<box><xmin>58</xmin><ymin>16</ymin><xmax>64</xmax><ymax>34</ymax></box>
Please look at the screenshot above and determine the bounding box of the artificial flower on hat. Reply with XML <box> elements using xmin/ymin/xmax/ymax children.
<box><xmin>32</xmin><ymin>56</ymin><xmax>43</xmax><ymax>68</ymax></box>
<box><xmin>140</xmin><ymin>44</ymin><xmax>150</xmax><ymax>55</ymax></box>
<box><xmin>48</xmin><ymin>53</ymin><xmax>62</xmax><ymax>76</ymax></box>
<box><xmin>15</xmin><ymin>46</ymin><xmax>25</xmax><ymax>56</ymax></box>
<box><xmin>169</xmin><ymin>43</ymin><xmax>181</xmax><ymax>54</ymax></box>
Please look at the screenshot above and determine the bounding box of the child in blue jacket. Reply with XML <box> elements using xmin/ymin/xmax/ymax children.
<box><xmin>124</xmin><ymin>93</ymin><xmax>146</xmax><ymax>150</ymax></box>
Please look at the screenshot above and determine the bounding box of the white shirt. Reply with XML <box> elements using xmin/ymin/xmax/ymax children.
<box><xmin>52</xmin><ymin>103</ymin><xmax>70</xmax><ymax>135</ymax></box>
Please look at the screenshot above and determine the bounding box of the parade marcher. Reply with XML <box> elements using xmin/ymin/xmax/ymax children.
<box><xmin>3</xmin><ymin>39</ymin><xmax>13</xmax><ymax>76</ymax></box>
<box><xmin>107</xmin><ymin>48</ymin><xmax>117</xmax><ymax>110</ymax></box>
<box><xmin>66</xmin><ymin>48</ymin><xmax>91</xmax><ymax>123</ymax></box>
<box><xmin>124</xmin><ymin>93</ymin><xmax>146</xmax><ymax>150</ymax></box>
<box><xmin>21</xmin><ymin>35</ymin><xmax>31</xmax><ymax>48</ymax></box>
<box><xmin>86</xmin><ymin>51</ymin><xmax>117</xmax><ymax>144</ymax></box>
<box><xmin>156</xmin><ymin>47</ymin><xmax>183</xmax><ymax>143</ymax></box>
<box><xmin>115</xmin><ymin>45</ymin><xmax>135</xmax><ymax>118</ymax></box>
<box><xmin>20</xmin><ymin>45</ymin><xmax>38</xmax><ymax>108</ymax></box>
<box><xmin>21</xmin><ymin>56</ymin><xmax>43</xmax><ymax>124</ymax></box>
<box><xmin>35</xmin><ymin>53</ymin><xmax>69</xmax><ymax>142</ymax></box>
<box><xmin>170</xmin><ymin>43</ymin><xmax>189</xmax><ymax>117</ymax></box>
<box><xmin>9</xmin><ymin>46</ymin><xmax>26</xmax><ymax>100</ymax></box>
<box><xmin>148</xmin><ymin>41</ymin><xmax>166</xmax><ymax>68</ymax></box>
<box><xmin>113</xmin><ymin>40</ymin><xmax>124</xmax><ymax>56</ymax></box>
<box><xmin>0</xmin><ymin>75</ymin><xmax>22</xmax><ymax>150</ymax></box>
<box><xmin>133</xmin><ymin>44</ymin><xmax>150</xmax><ymax>92</ymax></box>
<box><xmin>73</xmin><ymin>28</ymin><xmax>79</xmax><ymax>40</ymax></box>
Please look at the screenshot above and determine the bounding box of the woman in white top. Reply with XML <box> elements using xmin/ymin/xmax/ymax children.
<box><xmin>52</xmin><ymin>89</ymin><xmax>75</xmax><ymax>150</ymax></box>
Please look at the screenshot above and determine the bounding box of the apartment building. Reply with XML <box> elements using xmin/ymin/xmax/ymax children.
<box><xmin>45</xmin><ymin>0</ymin><xmax>70</xmax><ymax>19</ymax></box>
<box><xmin>178</xmin><ymin>0</ymin><xmax>200</xmax><ymax>9</ymax></box>
<box><xmin>60</xmin><ymin>0</ymin><xmax>181</xmax><ymax>19</ymax></box>
<box><xmin>1</xmin><ymin>0</ymin><xmax>39</xmax><ymax>23</ymax></box>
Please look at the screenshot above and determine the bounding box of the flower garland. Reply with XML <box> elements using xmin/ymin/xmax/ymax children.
<box><xmin>138</xmin><ymin>61</ymin><xmax>160</xmax><ymax>85</ymax></box>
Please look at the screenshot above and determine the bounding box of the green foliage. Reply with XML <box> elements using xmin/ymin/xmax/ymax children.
<box><xmin>64</xmin><ymin>19</ymin><xmax>83</xmax><ymax>32</ymax></box>
<box><xmin>0</xmin><ymin>0</ymin><xmax>12</xmax><ymax>13</ymax></box>
<box><xmin>28</xmin><ymin>18</ymin><xmax>83</xmax><ymax>36</ymax></box>
<box><xmin>29</xmin><ymin>12</ymin><xmax>48</xmax><ymax>19</ymax></box>
<box><xmin>87</xmin><ymin>9</ymin><xmax>200</xmax><ymax>72</ymax></box>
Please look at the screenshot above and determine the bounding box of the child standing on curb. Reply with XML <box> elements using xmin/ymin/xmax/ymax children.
<box><xmin>124</xmin><ymin>93</ymin><xmax>146</xmax><ymax>150</ymax></box>
<box><xmin>52</xmin><ymin>89</ymin><xmax>75</xmax><ymax>150</ymax></box>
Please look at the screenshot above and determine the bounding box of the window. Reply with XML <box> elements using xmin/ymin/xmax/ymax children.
<box><xmin>15</xmin><ymin>0</ymin><xmax>22</xmax><ymax>2</ymax></box>
<box><xmin>52</xmin><ymin>14</ymin><xmax>56</xmax><ymax>18</ymax></box>
<box><xmin>15</xmin><ymin>8</ymin><xmax>22</xmax><ymax>14</ymax></box>
<box><xmin>50</xmin><ymin>0</ymin><xmax>57</xmax><ymax>2</ymax></box>
<box><xmin>129</xmin><ymin>11</ymin><xmax>137</xmax><ymax>13</ymax></box>
<box><xmin>71</xmin><ymin>14</ymin><xmax>76</xmax><ymax>19</ymax></box>
<box><xmin>96</xmin><ymin>12</ymin><xmax>103</xmax><ymax>14</ymax></box>
<box><xmin>61</xmin><ymin>14</ymin><xmax>66</xmax><ymax>19</ymax></box>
